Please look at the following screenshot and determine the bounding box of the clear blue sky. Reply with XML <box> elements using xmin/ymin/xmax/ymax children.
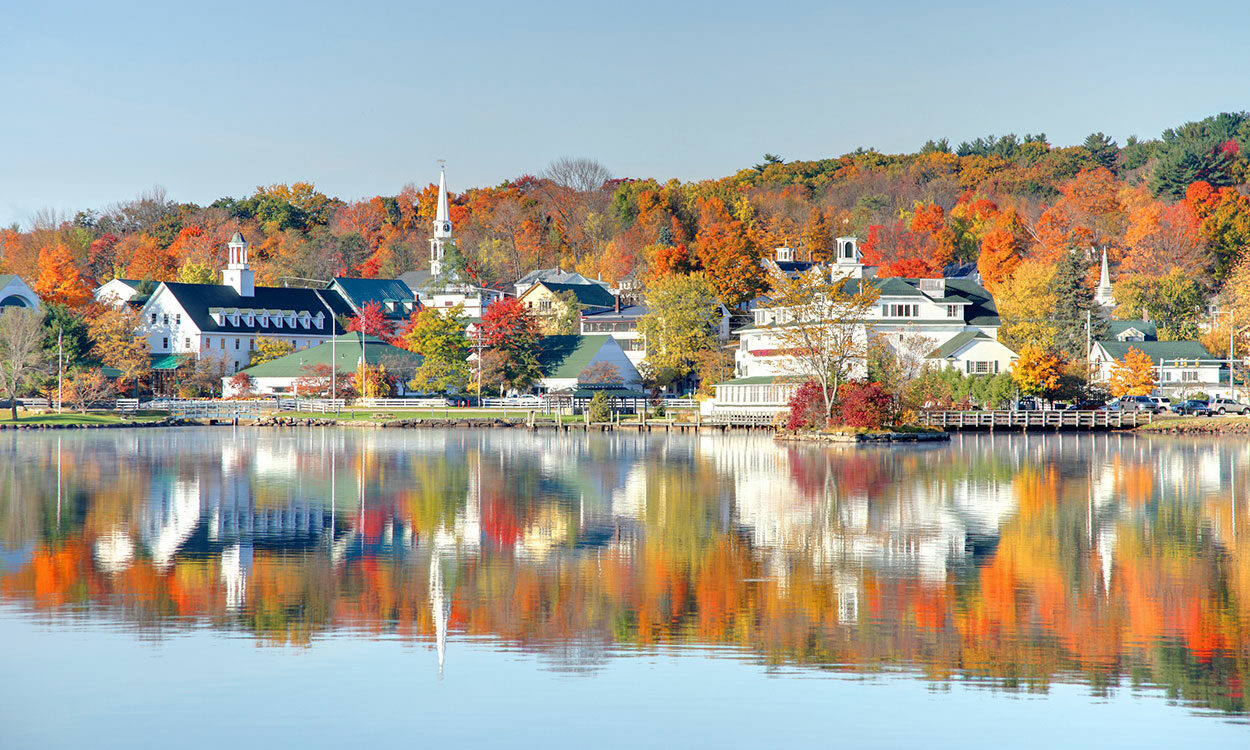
<box><xmin>2</xmin><ymin>0</ymin><xmax>1247</xmax><ymax>228</ymax></box>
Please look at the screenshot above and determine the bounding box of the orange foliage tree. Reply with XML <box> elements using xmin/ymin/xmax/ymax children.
<box><xmin>1108</xmin><ymin>347</ymin><xmax>1157</xmax><ymax>397</ymax></box>
<box><xmin>34</xmin><ymin>242</ymin><xmax>93</xmax><ymax>307</ymax></box>
<box><xmin>1010</xmin><ymin>345</ymin><xmax>1063</xmax><ymax>397</ymax></box>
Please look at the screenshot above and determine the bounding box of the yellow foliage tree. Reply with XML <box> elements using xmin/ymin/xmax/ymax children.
<box><xmin>994</xmin><ymin>259</ymin><xmax>1058</xmax><ymax>352</ymax></box>
<box><xmin>1010</xmin><ymin>345</ymin><xmax>1063</xmax><ymax>397</ymax></box>
<box><xmin>249</xmin><ymin>337</ymin><xmax>294</xmax><ymax>367</ymax></box>
<box><xmin>1108</xmin><ymin>347</ymin><xmax>1157</xmax><ymax>397</ymax></box>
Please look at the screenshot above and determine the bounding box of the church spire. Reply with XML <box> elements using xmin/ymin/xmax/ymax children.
<box><xmin>430</xmin><ymin>162</ymin><xmax>453</xmax><ymax>277</ymax></box>
<box><xmin>1095</xmin><ymin>246</ymin><xmax>1114</xmax><ymax>310</ymax></box>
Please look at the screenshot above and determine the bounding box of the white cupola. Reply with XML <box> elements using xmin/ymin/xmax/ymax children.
<box><xmin>222</xmin><ymin>231</ymin><xmax>255</xmax><ymax>297</ymax></box>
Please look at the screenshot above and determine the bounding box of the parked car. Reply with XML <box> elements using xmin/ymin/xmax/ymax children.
<box><xmin>1064</xmin><ymin>399</ymin><xmax>1106</xmax><ymax>411</ymax></box>
<box><xmin>1104</xmin><ymin>395</ymin><xmax>1166</xmax><ymax>413</ymax></box>
<box><xmin>1014</xmin><ymin>398</ymin><xmax>1039</xmax><ymax>411</ymax></box>
<box><xmin>1208</xmin><ymin>397</ymin><xmax>1249</xmax><ymax>415</ymax></box>
<box><xmin>1173</xmin><ymin>399</ymin><xmax>1213</xmax><ymax>416</ymax></box>
<box><xmin>1149</xmin><ymin>397</ymin><xmax>1170</xmax><ymax>412</ymax></box>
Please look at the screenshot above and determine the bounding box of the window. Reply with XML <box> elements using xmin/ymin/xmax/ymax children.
<box><xmin>175</xmin><ymin>313</ymin><xmax>181</xmax><ymax>325</ymax></box>
<box><xmin>162</xmin><ymin>337</ymin><xmax>168</xmax><ymax>349</ymax></box>
<box><xmin>234</xmin><ymin>339</ymin><xmax>240</xmax><ymax>350</ymax></box>
<box><xmin>163</xmin><ymin>314</ymin><xmax>168</xmax><ymax>325</ymax></box>
<box><xmin>883</xmin><ymin>303</ymin><xmax>918</xmax><ymax>318</ymax></box>
<box><xmin>150</xmin><ymin>313</ymin><xmax>157</xmax><ymax>324</ymax></box>
<box><xmin>966</xmin><ymin>360</ymin><xmax>999</xmax><ymax>375</ymax></box>
<box><xmin>220</xmin><ymin>338</ymin><xmax>225</xmax><ymax>349</ymax></box>
<box><xmin>1182</xmin><ymin>371</ymin><xmax>1199</xmax><ymax>382</ymax></box>
<box><xmin>184</xmin><ymin>337</ymin><xmax>190</xmax><ymax>349</ymax></box>
<box><xmin>947</xmin><ymin>305</ymin><xmax>959</xmax><ymax>318</ymax></box>
<box><xmin>249</xmin><ymin>338</ymin><xmax>255</xmax><ymax>351</ymax></box>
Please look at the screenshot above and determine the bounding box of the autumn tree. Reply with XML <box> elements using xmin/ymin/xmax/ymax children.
<box><xmin>694</xmin><ymin>199</ymin><xmax>765</xmax><ymax>308</ymax></box>
<box><xmin>227</xmin><ymin>371</ymin><xmax>255</xmax><ymax>398</ymax></box>
<box><xmin>86</xmin><ymin>304</ymin><xmax>150</xmax><ymax>391</ymax></box>
<box><xmin>34</xmin><ymin>242</ymin><xmax>92</xmax><ymax>307</ymax></box>
<box><xmin>1108</xmin><ymin>347</ymin><xmax>1157</xmax><ymax>397</ymax></box>
<box><xmin>480</xmin><ymin>297</ymin><xmax>542</xmax><ymax>393</ymax></box>
<box><xmin>995</xmin><ymin>259</ymin><xmax>1059</xmax><ymax>352</ymax></box>
<box><xmin>403</xmin><ymin>305</ymin><xmax>471</xmax><ymax>394</ymax></box>
<box><xmin>859</xmin><ymin>202</ymin><xmax>955</xmax><ymax>278</ymax></box>
<box><xmin>64</xmin><ymin>368</ymin><xmax>116</xmax><ymax>413</ymax></box>
<box><xmin>764</xmin><ymin>265</ymin><xmax>880</xmax><ymax>420</ymax></box>
<box><xmin>800</xmin><ymin>207</ymin><xmax>835</xmax><ymax>261</ymax></box>
<box><xmin>250</xmin><ymin>337</ymin><xmax>294</xmax><ymax>366</ymax></box>
<box><xmin>1113</xmin><ymin>270</ymin><xmax>1204</xmax><ymax>339</ymax></box>
<box><xmin>1010</xmin><ymin>345</ymin><xmax>1063</xmax><ymax>398</ymax></box>
<box><xmin>638</xmin><ymin>273</ymin><xmax>722</xmax><ymax>384</ymax></box>
<box><xmin>1121</xmin><ymin>198</ymin><xmax>1209</xmax><ymax>279</ymax></box>
<box><xmin>0</xmin><ymin>308</ymin><xmax>45</xmax><ymax>420</ymax></box>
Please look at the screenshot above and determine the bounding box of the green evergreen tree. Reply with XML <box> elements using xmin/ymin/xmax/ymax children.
<box><xmin>1082</xmin><ymin>132</ymin><xmax>1118</xmax><ymax>171</ymax></box>
<box><xmin>1052</xmin><ymin>247</ymin><xmax>1107</xmax><ymax>360</ymax></box>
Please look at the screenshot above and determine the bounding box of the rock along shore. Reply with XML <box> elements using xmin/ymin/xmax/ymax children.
<box><xmin>774</xmin><ymin>430</ymin><xmax>950</xmax><ymax>444</ymax></box>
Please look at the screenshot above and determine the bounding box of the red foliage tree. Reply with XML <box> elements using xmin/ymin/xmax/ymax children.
<box><xmin>786</xmin><ymin>381</ymin><xmax>826</xmax><ymax>431</ymax></box>
<box><xmin>346</xmin><ymin>300</ymin><xmax>394</xmax><ymax>340</ymax></box>
<box><xmin>837</xmin><ymin>381</ymin><xmax>894</xmax><ymax>429</ymax></box>
<box><xmin>480</xmin><ymin>297</ymin><xmax>540</xmax><ymax>348</ymax></box>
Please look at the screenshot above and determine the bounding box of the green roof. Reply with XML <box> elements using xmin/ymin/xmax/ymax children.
<box><xmin>540</xmin><ymin>282</ymin><xmax>616</xmax><ymax>309</ymax></box>
<box><xmin>538</xmin><ymin>335</ymin><xmax>614</xmax><ymax>379</ymax></box>
<box><xmin>715</xmin><ymin>376</ymin><xmax>804</xmax><ymax>386</ymax></box>
<box><xmin>1096</xmin><ymin>340</ymin><xmax>1215</xmax><ymax>366</ymax></box>
<box><xmin>1108</xmin><ymin>319</ymin><xmax>1158</xmax><ymax>340</ymax></box>
<box><xmin>150</xmin><ymin>353</ymin><xmax>191</xmax><ymax>370</ymax></box>
<box><xmin>926</xmin><ymin>331</ymin><xmax>989</xmax><ymax>359</ymax></box>
<box><xmin>241</xmin><ymin>335</ymin><xmax>421</xmax><ymax>378</ymax></box>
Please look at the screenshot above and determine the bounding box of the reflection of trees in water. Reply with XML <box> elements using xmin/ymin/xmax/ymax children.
<box><xmin>0</xmin><ymin>431</ymin><xmax>1248</xmax><ymax>715</ymax></box>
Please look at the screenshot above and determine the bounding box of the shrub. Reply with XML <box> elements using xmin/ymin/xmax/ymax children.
<box><xmin>838</xmin><ymin>381</ymin><xmax>894</xmax><ymax>429</ymax></box>
<box><xmin>588</xmin><ymin>391</ymin><xmax>613</xmax><ymax>422</ymax></box>
<box><xmin>786</xmin><ymin>381</ymin><xmax>826</xmax><ymax>431</ymax></box>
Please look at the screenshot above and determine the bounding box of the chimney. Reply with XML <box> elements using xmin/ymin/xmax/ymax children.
<box><xmin>614</xmin><ymin>295</ymin><xmax>620</xmax><ymax>313</ymax></box>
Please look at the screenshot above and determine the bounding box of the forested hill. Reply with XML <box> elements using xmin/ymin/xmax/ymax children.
<box><xmin>6</xmin><ymin>111</ymin><xmax>1250</xmax><ymax>321</ymax></box>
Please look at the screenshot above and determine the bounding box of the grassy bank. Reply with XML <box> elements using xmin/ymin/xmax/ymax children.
<box><xmin>0</xmin><ymin>411</ymin><xmax>168</xmax><ymax>426</ymax></box>
<box><xmin>1136</xmin><ymin>416</ymin><xmax>1250</xmax><ymax>434</ymax></box>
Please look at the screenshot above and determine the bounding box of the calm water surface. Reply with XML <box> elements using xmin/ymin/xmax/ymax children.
<box><xmin>1</xmin><ymin>428</ymin><xmax>1247</xmax><ymax>748</ymax></box>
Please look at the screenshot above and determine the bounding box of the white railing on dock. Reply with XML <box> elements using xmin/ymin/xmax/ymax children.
<box><xmin>920</xmin><ymin>410</ymin><xmax>1154</xmax><ymax>430</ymax></box>
<box><xmin>483</xmin><ymin>396</ymin><xmax>545</xmax><ymax>408</ymax></box>
<box><xmin>663</xmin><ymin>397</ymin><xmax>698</xmax><ymax>408</ymax></box>
<box><xmin>277</xmin><ymin>398</ymin><xmax>345</xmax><ymax>414</ymax></box>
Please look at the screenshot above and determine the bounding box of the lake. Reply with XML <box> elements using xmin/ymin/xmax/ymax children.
<box><xmin>0</xmin><ymin>428</ymin><xmax>1246</xmax><ymax>748</ymax></box>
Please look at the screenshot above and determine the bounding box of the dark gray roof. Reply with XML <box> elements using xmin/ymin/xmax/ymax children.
<box><xmin>399</xmin><ymin>270</ymin><xmax>434</xmax><ymax>293</ymax></box>
<box><xmin>159</xmin><ymin>282</ymin><xmax>352</xmax><ymax>335</ymax></box>
<box><xmin>330</xmin><ymin>277</ymin><xmax>416</xmax><ymax>318</ymax></box>
<box><xmin>230</xmin><ymin>232</ymin><xmax>246</xmax><ymax>244</ymax></box>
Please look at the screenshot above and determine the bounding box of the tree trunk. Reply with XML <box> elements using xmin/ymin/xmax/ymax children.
<box><xmin>10</xmin><ymin>400</ymin><xmax>16</xmax><ymax>422</ymax></box>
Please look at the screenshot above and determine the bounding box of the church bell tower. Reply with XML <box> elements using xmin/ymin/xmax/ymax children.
<box><xmin>430</xmin><ymin>163</ymin><xmax>452</xmax><ymax>277</ymax></box>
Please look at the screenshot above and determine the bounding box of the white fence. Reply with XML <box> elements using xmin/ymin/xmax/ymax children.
<box><xmin>115</xmin><ymin>398</ymin><xmax>140</xmax><ymax>413</ymax></box>
<box><xmin>359</xmin><ymin>397</ymin><xmax>450</xmax><ymax>408</ymax></box>
<box><xmin>482</xmin><ymin>396</ymin><xmax>545</xmax><ymax>409</ymax></box>
<box><xmin>277</xmin><ymin>398</ymin><xmax>345</xmax><ymax>414</ymax></box>
<box><xmin>663</xmin><ymin>398</ymin><xmax>698</xmax><ymax>408</ymax></box>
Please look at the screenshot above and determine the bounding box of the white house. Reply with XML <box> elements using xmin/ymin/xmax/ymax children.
<box><xmin>0</xmin><ymin>274</ymin><xmax>40</xmax><ymax>311</ymax></box>
<box><xmin>1090</xmin><ymin>340</ymin><xmax>1228</xmax><ymax>399</ymax></box>
<box><xmin>716</xmin><ymin>237</ymin><xmax>1015</xmax><ymax>414</ymax></box>
<box><xmin>137</xmin><ymin>233</ymin><xmax>353</xmax><ymax>374</ymax></box>
<box><xmin>535</xmin><ymin>335</ymin><xmax>643</xmax><ymax>392</ymax></box>
<box><xmin>94</xmin><ymin>278</ymin><xmax>146</xmax><ymax>307</ymax></box>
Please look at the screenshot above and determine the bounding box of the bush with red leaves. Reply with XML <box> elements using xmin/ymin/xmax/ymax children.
<box><xmin>837</xmin><ymin>381</ymin><xmax>894</xmax><ymax>429</ymax></box>
<box><xmin>786</xmin><ymin>381</ymin><xmax>827</xmax><ymax>431</ymax></box>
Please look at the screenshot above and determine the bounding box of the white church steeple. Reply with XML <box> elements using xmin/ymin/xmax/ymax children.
<box><xmin>1095</xmin><ymin>246</ymin><xmax>1114</xmax><ymax>310</ymax></box>
<box><xmin>222</xmin><ymin>231</ymin><xmax>254</xmax><ymax>297</ymax></box>
<box><xmin>430</xmin><ymin>163</ymin><xmax>452</xmax><ymax>277</ymax></box>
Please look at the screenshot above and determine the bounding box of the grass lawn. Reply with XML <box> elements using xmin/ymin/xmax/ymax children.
<box><xmin>0</xmin><ymin>411</ymin><xmax>168</xmax><ymax>426</ymax></box>
<box><xmin>1136</xmin><ymin>415</ymin><xmax>1250</xmax><ymax>432</ymax></box>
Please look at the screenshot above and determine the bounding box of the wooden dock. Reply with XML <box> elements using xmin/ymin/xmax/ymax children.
<box><xmin>919</xmin><ymin>409</ymin><xmax>1153</xmax><ymax>431</ymax></box>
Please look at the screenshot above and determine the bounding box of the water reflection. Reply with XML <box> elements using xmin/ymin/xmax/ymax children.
<box><xmin>1</xmin><ymin>429</ymin><xmax>1247</xmax><ymax>716</ymax></box>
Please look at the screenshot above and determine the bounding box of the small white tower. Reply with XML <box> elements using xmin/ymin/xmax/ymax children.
<box><xmin>1095</xmin><ymin>247</ymin><xmax>1114</xmax><ymax>310</ymax></box>
<box><xmin>834</xmin><ymin>236</ymin><xmax>868</xmax><ymax>278</ymax></box>
<box><xmin>430</xmin><ymin>164</ymin><xmax>452</xmax><ymax>277</ymax></box>
<box><xmin>222</xmin><ymin>231</ymin><xmax>254</xmax><ymax>297</ymax></box>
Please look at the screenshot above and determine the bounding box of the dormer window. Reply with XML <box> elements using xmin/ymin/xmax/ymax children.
<box><xmin>273</xmin><ymin>314</ymin><xmax>283</xmax><ymax>328</ymax></box>
<box><xmin>285</xmin><ymin>313</ymin><xmax>296</xmax><ymax>328</ymax></box>
<box><xmin>244</xmin><ymin>311</ymin><xmax>254</xmax><ymax>326</ymax></box>
<box><xmin>313</xmin><ymin>312</ymin><xmax>324</xmax><ymax>330</ymax></box>
<box><xmin>919</xmin><ymin>278</ymin><xmax>946</xmax><ymax>297</ymax></box>
<box><xmin>258</xmin><ymin>312</ymin><xmax>269</xmax><ymax>328</ymax></box>
<box><xmin>299</xmin><ymin>313</ymin><xmax>310</xmax><ymax>329</ymax></box>
<box><xmin>230</xmin><ymin>312</ymin><xmax>240</xmax><ymax>326</ymax></box>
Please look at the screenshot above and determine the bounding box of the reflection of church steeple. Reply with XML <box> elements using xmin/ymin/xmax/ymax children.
<box><xmin>430</xmin><ymin>550</ymin><xmax>450</xmax><ymax>674</ymax></box>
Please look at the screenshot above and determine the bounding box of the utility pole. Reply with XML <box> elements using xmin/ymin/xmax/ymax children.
<box><xmin>57</xmin><ymin>329</ymin><xmax>63</xmax><ymax>414</ymax></box>
<box><xmin>1085</xmin><ymin>309</ymin><xmax>1091</xmax><ymax>386</ymax></box>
